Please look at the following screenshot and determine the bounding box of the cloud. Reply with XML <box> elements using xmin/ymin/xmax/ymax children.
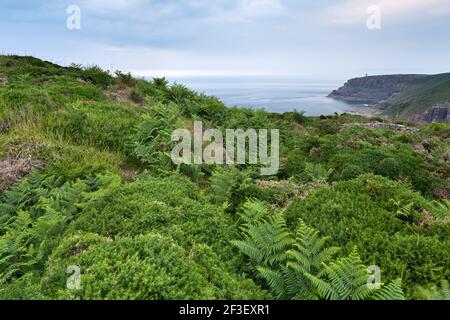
<box><xmin>65</xmin><ymin>42</ymin><xmax>276</xmax><ymax>77</ymax></box>
<box><xmin>324</xmin><ymin>0</ymin><xmax>450</xmax><ymax>25</ymax></box>
<box><xmin>1</xmin><ymin>0</ymin><xmax>450</xmax><ymax>78</ymax></box>
<box><xmin>78</xmin><ymin>0</ymin><xmax>285</xmax><ymax>23</ymax></box>
<box><xmin>81</xmin><ymin>0</ymin><xmax>145</xmax><ymax>11</ymax></box>
<box><xmin>232</xmin><ymin>0</ymin><xmax>285</xmax><ymax>18</ymax></box>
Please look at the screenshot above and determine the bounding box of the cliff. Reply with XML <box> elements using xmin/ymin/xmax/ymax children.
<box><xmin>409</xmin><ymin>104</ymin><xmax>450</xmax><ymax>124</ymax></box>
<box><xmin>328</xmin><ymin>75</ymin><xmax>427</xmax><ymax>104</ymax></box>
<box><xmin>329</xmin><ymin>73</ymin><xmax>450</xmax><ymax>122</ymax></box>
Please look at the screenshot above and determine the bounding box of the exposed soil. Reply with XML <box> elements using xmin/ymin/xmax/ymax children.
<box><xmin>115</xmin><ymin>87</ymin><xmax>131</xmax><ymax>102</ymax></box>
<box><xmin>0</xmin><ymin>157</ymin><xmax>44</xmax><ymax>190</ymax></box>
<box><xmin>0</xmin><ymin>73</ymin><xmax>7</xmax><ymax>86</ymax></box>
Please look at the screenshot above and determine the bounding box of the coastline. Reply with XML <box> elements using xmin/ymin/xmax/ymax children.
<box><xmin>343</xmin><ymin>105</ymin><xmax>383</xmax><ymax>118</ymax></box>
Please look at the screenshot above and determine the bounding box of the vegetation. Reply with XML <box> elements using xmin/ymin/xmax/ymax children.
<box><xmin>383</xmin><ymin>73</ymin><xmax>450</xmax><ymax>117</ymax></box>
<box><xmin>0</xmin><ymin>55</ymin><xmax>449</xmax><ymax>300</ymax></box>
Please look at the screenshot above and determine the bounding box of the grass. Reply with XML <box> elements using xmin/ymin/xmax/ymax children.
<box><xmin>0</xmin><ymin>55</ymin><xmax>449</xmax><ymax>300</ymax></box>
<box><xmin>384</xmin><ymin>73</ymin><xmax>450</xmax><ymax>117</ymax></box>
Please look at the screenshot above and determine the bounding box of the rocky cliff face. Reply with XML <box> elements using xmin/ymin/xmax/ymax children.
<box><xmin>328</xmin><ymin>75</ymin><xmax>427</xmax><ymax>104</ymax></box>
<box><xmin>409</xmin><ymin>104</ymin><xmax>450</xmax><ymax>124</ymax></box>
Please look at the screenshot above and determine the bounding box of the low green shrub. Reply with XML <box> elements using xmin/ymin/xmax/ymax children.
<box><xmin>284</xmin><ymin>175</ymin><xmax>450</xmax><ymax>297</ymax></box>
<box><xmin>41</xmin><ymin>232</ymin><xmax>264</xmax><ymax>300</ymax></box>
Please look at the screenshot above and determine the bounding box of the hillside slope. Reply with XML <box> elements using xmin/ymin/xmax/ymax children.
<box><xmin>383</xmin><ymin>73</ymin><xmax>450</xmax><ymax>119</ymax></box>
<box><xmin>329</xmin><ymin>73</ymin><xmax>450</xmax><ymax>121</ymax></box>
<box><xmin>0</xmin><ymin>55</ymin><xmax>449</xmax><ymax>300</ymax></box>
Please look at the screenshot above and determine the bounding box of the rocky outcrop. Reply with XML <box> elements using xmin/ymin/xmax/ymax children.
<box><xmin>328</xmin><ymin>75</ymin><xmax>427</xmax><ymax>105</ymax></box>
<box><xmin>409</xmin><ymin>104</ymin><xmax>450</xmax><ymax>124</ymax></box>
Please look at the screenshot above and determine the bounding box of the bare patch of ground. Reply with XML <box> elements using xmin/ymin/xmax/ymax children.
<box><xmin>114</xmin><ymin>87</ymin><xmax>131</xmax><ymax>102</ymax></box>
<box><xmin>120</xmin><ymin>167</ymin><xmax>141</xmax><ymax>181</ymax></box>
<box><xmin>105</xmin><ymin>86</ymin><xmax>146</xmax><ymax>108</ymax></box>
<box><xmin>344</xmin><ymin>106</ymin><xmax>383</xmax><ymax>118</ymax></box>
<box><xmin>0</xmin><ymin>73</ymin><xmax>7</xmax><ymax>86</ymax></box>
<box><xmin>0</xmin><ymin>157</ymin><xmax>44</xmax><ymax>190</ymax></box>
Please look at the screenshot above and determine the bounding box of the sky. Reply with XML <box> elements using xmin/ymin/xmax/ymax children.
<box><xmin>1</xmin><ymin>0</ymin><xmax>450</xmax><ymax>79</ymax></box>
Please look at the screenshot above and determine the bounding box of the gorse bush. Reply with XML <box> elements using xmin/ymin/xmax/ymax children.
<box><xmin>0</xmin><ymin>56</ymin><xmax>448</xmax><ymax>300</ymax></box>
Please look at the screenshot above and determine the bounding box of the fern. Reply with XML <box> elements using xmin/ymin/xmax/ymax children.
<box><xmin>0</xmin><ymin>175</ymin><xmax>109</xmax><ymax>286</ymax></box>
<box><xmin>232</xmin><ymin>202</ymin><xmax>338</xmax><ymax>299</ymax></box>
<box><xmin>256</xmin><ymin>267</ymin><xmax>287</xmax><ymax>299</ymax></box>
<box><xmin>131</xmin><ymin>102</ymin><xmax>181</xmax><ymax>171</ymax></box>
<box><xmin>431</xmin><ymin>281</ymin><xmax>450</xmax><ymax>300</ymax></box>
<box><xmin>287</xmin><ymin>220</ymin><xmax>340</xmax><ymax>276</ymax></box>
<box><xmin>0</xmin><ymin>173</ymin><xmax>63</xmax><ymax>223</ymax></box>
<box><xmin>303</xmin><ymin>162</ymin><xmax>333</xmax><ymax>182</ymax></box>
<box><xmin>210</xmin><ymin>167</ymin><xmax>253</xmax><ymax>210</ymax></box>
<box><xmin>238</xmin><ymin>199</ymin><xmax>271</xmax><ymax>225</ymax></box>
<box><xmin>372</xmin><ymin>278</ymin><xmax>405</xmax><ymax>300</ymax></box>
<box><xmin>429</xmin><ymin>199</ymin><xmax>450</xmax><ymax>220</ymax></box>
<box><xmin>232</xmin><ymin>212</ymin><xmax>294</xmax><ymax>267</ymax></box>
<box><xmin>0</xmin><ymin>211</ymin><xmax>35</xmax><ymax>286</ymax></box>
<box><xmin>233</xmin><ymin>200</ymin><xmax>406</xmax><ymax>300</ymax></box>
<box><xmin>210</xmin><ymin>167</ymin><xmax>239</xmax><ymax>205</ymax></box>
<box><xmin>306</xmin><ymin>249</ymin><xmax>405</xmax><ymax>300</ymax></box>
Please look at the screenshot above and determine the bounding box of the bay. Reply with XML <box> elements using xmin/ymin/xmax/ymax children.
<box><xmin>167</xmin><ymin>76</ymin><xmax>367</xmax><ymax>116</ymax></box>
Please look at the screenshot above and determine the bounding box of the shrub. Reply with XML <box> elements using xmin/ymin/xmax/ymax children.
<box><xmin>68</xmin><ymin>174</ymin><xmax>236</xmax><ymax>257</ymax></box>
<box><xmin>284</xmin><ymin>175</ymin><xmax>450</xmax><ymax>297</ymax></box>
<box><xmin>81</xmin><ymin>66</ymin><xmax>112</xmax><ymax>88</ymax></box>
<box><xmin>232</xmin><ymin>200</ymin><xmax>405</xmax><ymax>300</ymax></box>
<box><xmin>114</xmin><ymin>70</ymin><xmax>136</xmax><ymax>87</ymax></box>
<box><xmin>41</xmin><ymin>233</ymin><xmax>264</xmax><ymax>300</ymax></box>
<box><xmin>375</xmin><ymin>157</ymin><xmax>401</xmax><ymax>179</ymax></box>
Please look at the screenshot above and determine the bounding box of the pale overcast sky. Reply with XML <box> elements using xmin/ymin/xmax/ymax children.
<box><xmin>1</xmin><ymin>0</ymin><xmax>450</xmax><ymax>79</ymax></box>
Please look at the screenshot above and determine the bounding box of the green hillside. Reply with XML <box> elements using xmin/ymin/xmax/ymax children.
<box><xmin>383</xmin><ymin>73</ymin><xmax>450</xmax><ymax>118</ymax></box>
<box><xmin>0</xmin><ymin>56</ymin><xmax>449</xmax><ymax>300</ymax></box>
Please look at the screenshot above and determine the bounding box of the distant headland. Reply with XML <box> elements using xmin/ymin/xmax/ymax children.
<box><xmin>329</xmin><ymin>74</ymin><xmax>450</xmax><ymax>123</ymax></box>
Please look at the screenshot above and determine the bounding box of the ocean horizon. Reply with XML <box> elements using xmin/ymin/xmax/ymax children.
<box><xmin>166</xmin><ymin>76</ymin><xmax>367</xmax><ymax>116</ymax></box>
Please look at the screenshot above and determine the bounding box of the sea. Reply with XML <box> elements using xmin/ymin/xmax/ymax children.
<box><xmin>167</xmin><ymin>77</ymin><xmax>367</xmax><ymax>116</ymax></box>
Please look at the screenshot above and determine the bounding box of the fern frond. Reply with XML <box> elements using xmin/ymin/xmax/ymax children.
<box><xmin>256</xmin><ymin>267</ymin><xmax>287</xmax><ymax>299</ymax></box>
<box><xmin>233</xmin><ymin>211</ymin><xmax>294</xmax><ymax>268</ymax></box>
<box><xmin>231</xmin><ymin>240</ymin><xmax>264</xmax><ymax>265</ymax></box>
<box><xmin>429</xmin><ymin>200</ymin><xmax>450</xmax><ymax>220</ymax></box>
<box><xmin>372</xmin><ymin>278</ymin><xmax>405</xmax><ymax>300</ymax></box>
<box><xmin>304</xmin><ymin>273</ymin><xmax>338</xmax><ymax>300</ymax></box>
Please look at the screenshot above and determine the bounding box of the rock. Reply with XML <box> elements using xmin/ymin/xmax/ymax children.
<box><xmin>328</xmin><ymin>74</ymin><xmax>427</xmax><ymax>105</ymax></box>
<box><xmin>409</xmin><ymin>103</ymin><xmax>450</xmax><ymax>124</ymax></box>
